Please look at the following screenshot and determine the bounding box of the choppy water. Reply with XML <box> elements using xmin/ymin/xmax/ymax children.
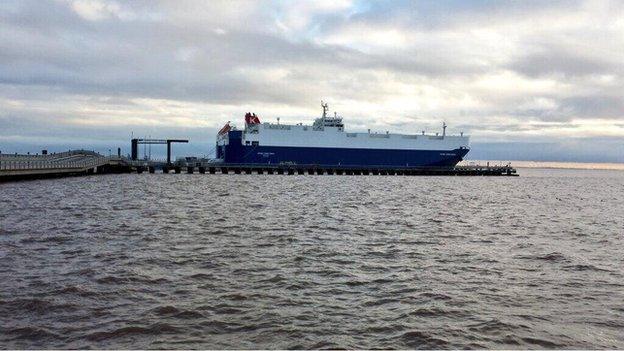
<box><xmin>1</xmin><ymin>168</ymin><xmax>623</xmax><ymax>349</ymax></box>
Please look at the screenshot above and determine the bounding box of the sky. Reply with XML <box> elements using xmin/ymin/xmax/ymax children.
<box><xmin>1</xmin><ymin>0</ymin><xmax>623</xmax><ymax>162</ymax></box>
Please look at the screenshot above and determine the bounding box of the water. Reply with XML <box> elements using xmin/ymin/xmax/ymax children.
<box><xmin>1</xmin><ymin>169</ymin><xmax>623</xmax><ymax>349</ymax></box>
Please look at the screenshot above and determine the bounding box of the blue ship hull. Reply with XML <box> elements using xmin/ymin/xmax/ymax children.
<box><xmin>218</xmin><ymin>132</ymin><xmax>469</xmax><ymax>168</ymax></box>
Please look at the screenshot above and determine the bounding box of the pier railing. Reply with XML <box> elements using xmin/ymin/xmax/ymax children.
<box><xmin>0</xmin><ymin>152</ymin><xmax>109</xmax><ymax>171</ymax></box>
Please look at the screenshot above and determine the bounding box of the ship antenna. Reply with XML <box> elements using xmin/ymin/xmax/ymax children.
<box><xmin>443</xmin><ymin>122</ymin><xmax>447</xmax><ymax>137</ymax></box>
<box><xmin>321</xmin><ymin>100</ymin><xmax>328</xmax><ymax>118</ymax></box>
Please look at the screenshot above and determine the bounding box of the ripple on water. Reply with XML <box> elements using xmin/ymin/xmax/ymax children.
<box><xmin>85</xmin><ymin>324</ymin><xmax>180</xmax><ymax>342</ymax></box>
<box><xmin>151</xmin><ymin>306</ymin><xmax>205</xmax><ymax>319</ymax></box>
<box><xmin>398</xmin><ymin>330</ymin><xmax>450</xmax><ymax>349</ymax></box>
<box><xmin>3</xmin><ymin>326</ymin><xmax>62</xmax><ymax>342</ymax></box>
<box><xmin>1</xmin><ymin>171</ymin><xmax>623</xmax><ymax>349</ymax></box>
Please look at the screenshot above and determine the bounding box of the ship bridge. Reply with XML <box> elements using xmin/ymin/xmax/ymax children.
<box><xmin>313</xmin><ymin>102</ymin><xmax>344</xmax><ymax>130</ymax></box>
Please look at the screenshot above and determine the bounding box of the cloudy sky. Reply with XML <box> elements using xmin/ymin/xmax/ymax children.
<box><xmin>1</xmin><ymin>0</ymin><xmax>623</xmax><ymax>161</ymax></box>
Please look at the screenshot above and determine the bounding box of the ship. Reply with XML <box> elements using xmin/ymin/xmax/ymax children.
<box><xmin>215</xmin><ymin>102</ymin><xmax>470</xmax><ymax>168</ymax></box>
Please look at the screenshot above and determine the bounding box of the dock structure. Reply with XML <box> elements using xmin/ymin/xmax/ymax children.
<box><xmin>193</xmin><ymin>163</ymin><xmax>518</xmax><ymax>176</ymax></box>
<box><xmin>1</xmin><ymin>150</ymin><xmax>518</xmax><ymax>182</ymax></box>
<box><xmin>0</xmin><ymin>150</ymin><xmax>131</xmax><ymax>182</ymax></box>
<box><xmin>130</xmin><ymin>138</ymin><xmax>188</xmax><ymax>164</ymax></box>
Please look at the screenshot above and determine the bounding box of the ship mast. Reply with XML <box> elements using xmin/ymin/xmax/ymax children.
<box><xmin>321</xmin><ymin>101</ymin><xmax>328</xmax><ymax>119</ymax></box>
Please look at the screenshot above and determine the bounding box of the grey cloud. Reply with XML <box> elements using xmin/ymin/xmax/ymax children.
<box><xmin>1</xmin><ymin>0</ymin><xmax>623</xmax><ymax>162</ymax></box>
<box><xmin>332</xmin><ymin>1</ymin><xmax>582</xmax><ymax>31</ymax></box>
<box><xmin>458</xmin><ymin>122</ymin><xmax>581</xmax><ymax>133</ymax></box>
<box><xmin>508</xmin><ymin>47</ymin><xmax>620</xmax><ymax>78</ymax></box>
<box><xmin>0</xmin><ymin>112</ymin><xmax>217</xmax><ymax>153</ymax></box>
<box><xmin>0</xmin><ymin>0</ymin><xmax>497</xmax><ymax>107</ymax></box>
<box><xmin>559</xmin><ymin>95</ymin><xmax>624</xmax><ymax>119</ymax></box>
<box><xmin>1</xmin><ymin>13</ymin><xmax>353</xmax><ymax>104</ymax></box>
<box><xmin>470</xmin><ymin>137</ymin><xmax>624</xmax><ymax>163</ymax></box>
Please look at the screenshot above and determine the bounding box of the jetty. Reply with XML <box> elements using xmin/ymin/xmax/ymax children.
<box><xmin>1</xmin><ymin>150</ymin><xmax>517</xmax><ymax>182</ymax></box>
<box><xmin>0</xmin><ymin>150</ymin><xmax>131</xmax><ymax>182</ymax></box>
<box><xmin>166</xmin><ymin>163</ymin><xmax>518</xmax><ymax>176</ymax></box>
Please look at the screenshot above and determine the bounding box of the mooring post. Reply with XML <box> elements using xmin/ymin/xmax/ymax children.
<box><xmin>166</xmin><ymin>141</ymin><xmax>172</xmax><ymax>165</ymax></box>
<box><xmin>131</xmin><ymin>139</ymin><xmax>138</xmax><ymax>160</ymax></box>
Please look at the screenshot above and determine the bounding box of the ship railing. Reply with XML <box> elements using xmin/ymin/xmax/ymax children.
<box><xmin>267</xmin><ymin>124</ymin><xmax>291</xmax><ymax>130</ymax></box>
<box><xmin>369</xmin><ymin>133</ymin><xmax>390</xmax><ymax>138</ymax></box>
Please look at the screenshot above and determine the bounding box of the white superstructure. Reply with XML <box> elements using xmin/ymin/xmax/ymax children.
<box><xmin>239</xmin><ymin>102</ymin><xmax>469</xmax><ymax>150</ymax></box>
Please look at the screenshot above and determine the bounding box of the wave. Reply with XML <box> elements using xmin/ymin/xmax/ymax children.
<box><xmin>4</xmin><ymin>298</ymin><xmax>77</xmax><ymax>314</ymax></box>
<box><xmin>467</xmin><ymin>319</ymin><xmax>530</xmax><ymax>334</ymax></box>
<box><xmin>361</xmin><ymin>297</ymin><xmax>399</xmax><ymax>307</ymax></box>
<box><xmin>151</xmin><ymin>306</ymin><xmax>205</xmax><ymax>319</ymax></box>
<box><xmin>409</xmin><ymin>307</ymin><xmax>467</xmax><ymax>318</ymax></box>
<box><xmin>54</xmin><ymin>285</ymin><xmax>98</xmax><ymax>297</ymax></box>
<box><xmin>563</xmin><ymin>264</ymin><xmax>610</xmax><ymax>272</ymax></box>
<box><xmin>188</xmin><ymin>273</ymin><xmax>212</xmax><ymax>280</ymax></box>
<box><xmin>515</xmin><ymin>251</ymin><xmax>569</xmax><ymax>262</ymax></box>
<box><xmin>86</xmin><ymin>323</ymin><xmax>180</xmax><ymax>341</ymax></box>
<box><xmin>3</xmin><ymin>326</ymin><xmax>61</xmax><ymax>341</ymax></box>
<box><xmin>419</xmin><ymin>292</ymin><xmax>453</xmax><ymax>300</ymax></box>
<box><xmin>399</xmin><ymin>330</ymin><xmax>450</xmax><ymax>349</ymax></box>
<box><xmin>95</xmin><ymin>275</ymin><xmax>169</xmax><ymax>285</ymax></box>
<box><xmin>520</xmin><ymin>336</ymin><xmax>565</xmax><ymax>348</ymax></box>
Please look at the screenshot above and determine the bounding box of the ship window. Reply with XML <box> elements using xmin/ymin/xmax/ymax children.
<box><xmin>245</xmin><ymin>141</ymin><xmax>250</xmax><ymax>145</ymax></box>
<box><xmin>252</xmin><ymin>141</ymin><xmax>259</xmax><ymax>146</ymax></box>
